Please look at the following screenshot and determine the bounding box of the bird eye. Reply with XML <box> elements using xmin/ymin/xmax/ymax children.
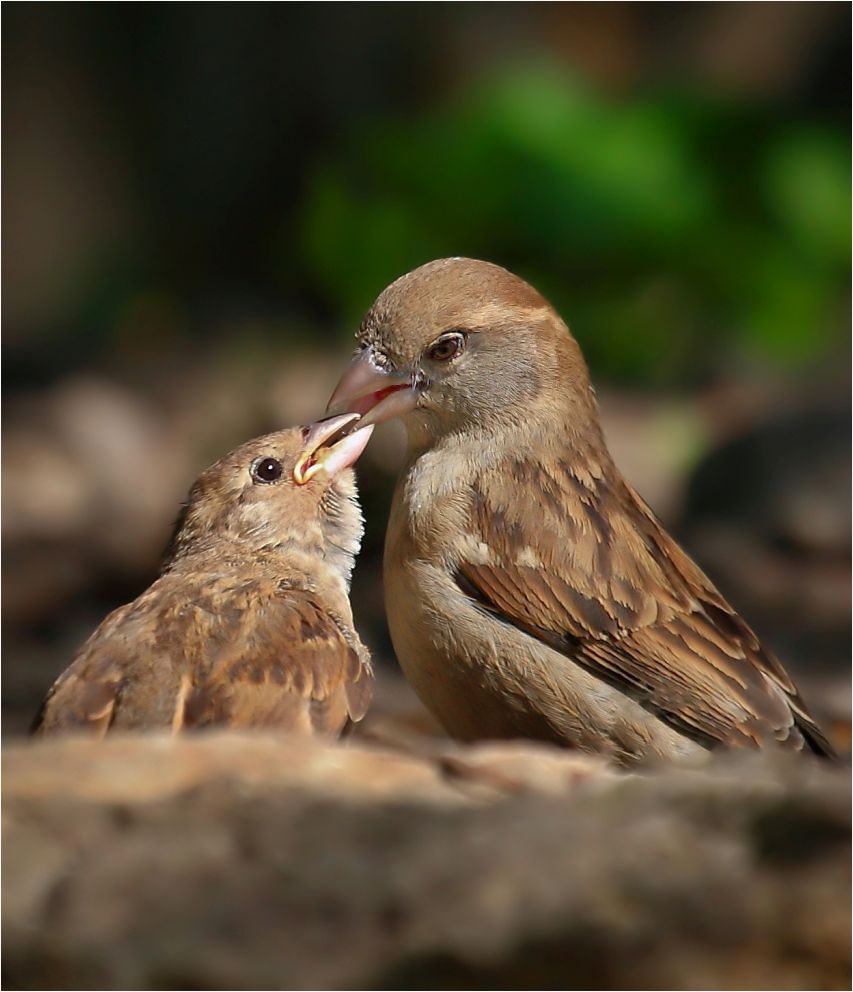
<box><xmin>251</xmin><ymin>457</ymin><xmax>283</xmax><ymax>484</ymax></box>
<box><xmin>427</xmin><ymin>332</ymin><xmax>465</xmax><ymax>363</ymax></box>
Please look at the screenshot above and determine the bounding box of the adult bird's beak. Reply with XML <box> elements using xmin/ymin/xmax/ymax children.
<box><xmin>293</xmin><ymin>413</ymin><xmax>374</xmax><ymax>485</ymax></box>
<box><xmin>326</xmin><ymin>348</ymin><xmax>418</xmax><ymax>428</ymax></box>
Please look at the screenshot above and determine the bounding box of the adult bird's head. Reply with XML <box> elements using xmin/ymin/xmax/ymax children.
<box><xmin>327</xmin><ymin>258</ymin><xmax>600</xmax><ymax>450</ymax></box>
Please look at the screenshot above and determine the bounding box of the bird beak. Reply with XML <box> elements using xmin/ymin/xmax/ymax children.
<box><xmin>326</xmin><ymin>348</ymin><xmax>418</xmax><ymax>428</ymax></box>
<box><xmin>293</xmin><ymin>413</ymin><xmax>374</xmax><ymax>486</ymax></box>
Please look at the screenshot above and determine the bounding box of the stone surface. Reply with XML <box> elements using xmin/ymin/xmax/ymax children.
<box><xmin>3</xmin><ymin>734</ymin><xmax>849</xmax><ymax>990</ymax></box>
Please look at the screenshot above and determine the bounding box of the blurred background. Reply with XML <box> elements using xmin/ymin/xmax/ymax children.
<box><xmin>3</xmin><ymin>3</ymin><xmax>850</xmax><ymax>745</ymax></box>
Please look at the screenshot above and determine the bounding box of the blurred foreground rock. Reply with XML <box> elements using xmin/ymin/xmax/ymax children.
<box><xmin>3</xmin><ymin>734</ymin><xmax>849</xmax><ymax>991</ymax></box>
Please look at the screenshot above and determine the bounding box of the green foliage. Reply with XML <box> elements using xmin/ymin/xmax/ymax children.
<box><xmin>298</xmin><ymin>64</ymin><xmax>850</xmax><ymax>384</ymax></box>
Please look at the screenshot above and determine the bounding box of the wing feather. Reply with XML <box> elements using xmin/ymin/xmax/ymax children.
<box><xmin>34</xmin><ymin>576</ymin><xmax>373</xmax><ymax>739</ymax></box>
<box><xmin>456</xmin><ymin>457</ymin><xmax>833</xmax><ymax>756</ymax></box>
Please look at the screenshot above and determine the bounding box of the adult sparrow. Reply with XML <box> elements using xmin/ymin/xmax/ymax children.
<box><xmin>34</xmin><ymin>415</ymin><xmax>374</xmax><ymax>738</ymax></box>
<box><xmin>327</xmin><ymin>258</ymin><xmax>834</xmax><ymax>764</ymax></box>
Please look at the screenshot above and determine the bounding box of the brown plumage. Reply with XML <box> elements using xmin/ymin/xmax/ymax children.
<box><xmin>34</xmin><ymin>416</ymin><xmax>374</xmax><ymax>738</ymax></box>
<box><xmin>327</xmin><ymin>257</ymin><xmax>834</xmax><ymax>765</ymax></box>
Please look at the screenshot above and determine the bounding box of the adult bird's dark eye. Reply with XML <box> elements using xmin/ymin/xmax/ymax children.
<box><xmin>252</xmin><ymin>457</ymin><xmax>283</xmax><ymax>484</ymax></box>
<box><xmin>427</xmin><ymin>334</ymin><xmax>464</xmax><ymax>362</ymax></box>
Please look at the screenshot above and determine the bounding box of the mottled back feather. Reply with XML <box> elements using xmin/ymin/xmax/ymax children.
<box><xmin>456</xmin><ymin>451</ymin><xmax>834</xmax><ymax>756</ymax></box>
<box><xmin>35</xmin><ymin>572</ymin><xmax>372</xmax><ymax>739</ymax></box>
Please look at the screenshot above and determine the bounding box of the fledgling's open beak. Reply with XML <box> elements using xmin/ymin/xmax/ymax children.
<box><xmin>293</xmin><ymin>413</ymin><xmax>374</xmax><ymax>486</ymax></box>
<box><xmin>326</xmin><ymin>348</ymin><xmax>418</xmax><ymax>428</ymax></box>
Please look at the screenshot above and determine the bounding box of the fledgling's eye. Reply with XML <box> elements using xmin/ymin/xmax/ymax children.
<box><xmin>251</xmin><ymin>457</ymin><xmax>284</xmax><ymax>484</ymax></box>
<box><xmin>426</xmin><ymin>331</ymin><xmax>466</xmax><ymax>363</ymax></box>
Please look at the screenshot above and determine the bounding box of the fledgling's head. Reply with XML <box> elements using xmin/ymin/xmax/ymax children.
<box><xmin>327</xmin><ymin>258</ymin><xmax>599</xmax><ymax>447</ymax></box>
<box><xmin>164</xmin><ymin>414</ymin><xmax>373</xmax><ymax>585</ymax></box>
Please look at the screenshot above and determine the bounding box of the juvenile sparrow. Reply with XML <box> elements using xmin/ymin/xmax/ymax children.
<box><xmin>34</xmin><ymin>415</ymin><xmax>374</xmax><ymax>738</ymax></box>
<box><xmin>327</xmin><ymin>258</ymin><xmax>834</xmax><ymax>764</ymax></box>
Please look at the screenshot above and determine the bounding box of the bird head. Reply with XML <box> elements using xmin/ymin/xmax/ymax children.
<box><xmin>165</xmin><ymin>414</ymin><xmax>373</xmax><ymax>584</ymax></box>
<box><xmin>327</xmin><ymin>258</ymin><xmax>599</xmax><ymax>450</ymax></box>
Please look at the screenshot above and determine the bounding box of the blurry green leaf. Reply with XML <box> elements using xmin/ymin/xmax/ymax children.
<box><xmin>764</xmin><ymin>130</ymin><xmax>851</xmax><ymax>265</ymax></box>
<box><xmin>295</xmin><ymin>60</ymin><xmax>849</xmax><ymax>384</ymax></box>
<box><xmin>741</xmin><ymin>246</ymin><xmax>836</xmax><ymax>362</ymax></box>
<box><xmin>300</xmin><ymin>173</ymin><xmax>444</xmax><ymax>320</ymax></box>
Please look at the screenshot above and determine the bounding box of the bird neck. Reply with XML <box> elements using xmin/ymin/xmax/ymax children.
<box><xmin>402</xmin><ymin>402</ymin><xmax>613</xmax><ymax>477</ymax></box>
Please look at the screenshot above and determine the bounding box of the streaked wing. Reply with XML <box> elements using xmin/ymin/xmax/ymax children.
<box><xmin>32</xmin><ymin>660</ymin><xmax>127</xmax><ymax>738</ymax></box>
<box><xmin>181</xmin><ymin>586</ymin><xmax>372</xmax><ymax>736</ymax></box>
<box><xmin>34</xmin><ymin>577</ymin><xmax>372</xmax><ymax>739</ymax></box>
<box><xmin>456</xmin><ymin>455</ymin><xmax>833</xmax><ymax>756</ymax></box>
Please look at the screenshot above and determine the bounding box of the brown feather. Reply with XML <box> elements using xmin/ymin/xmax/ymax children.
<box><xmin>350</xmin><ymin>257</ymin><xmax>834</xmax><ymax>763</ymax></box>
<box><xmin>36</xmin><ymin>574</ymin><xmax>371</xmax><ymax>739</ymax></box>
<box><xmin>35</xmin><ymin>426</ymin><xmax>373</xmax><ymax>739</ymax></box>
<box><xmin>457</xmin><ymin>445</ymin><xmax>833</xmax><ymax>756</ymax></box>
